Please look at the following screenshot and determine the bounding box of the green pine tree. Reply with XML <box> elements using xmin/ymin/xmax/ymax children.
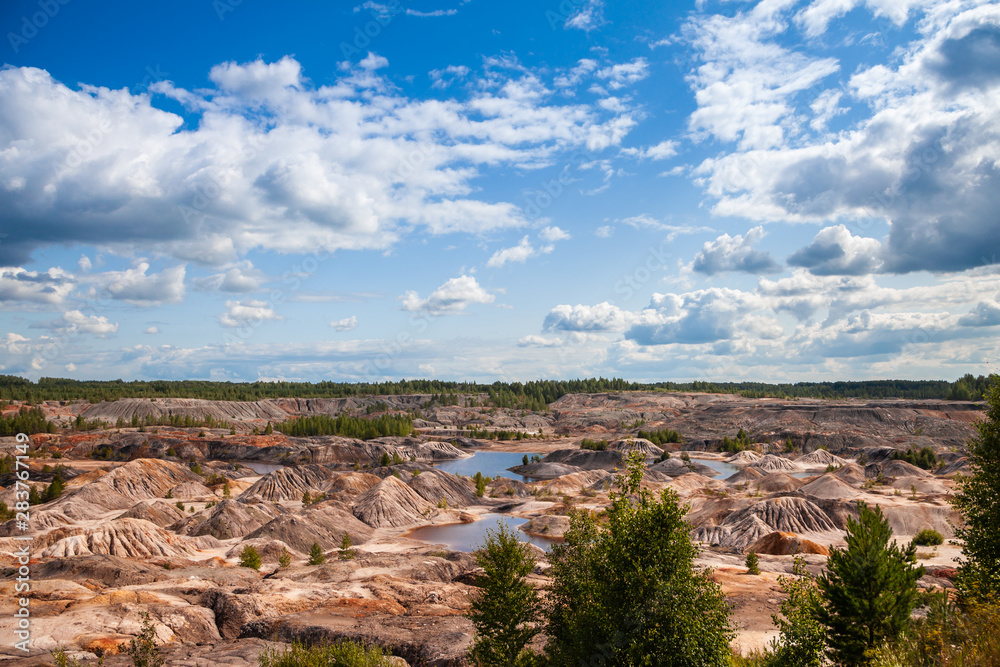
<box><xmin>953</xmin><ymin>374</ymin><xmax>1000</xmax><ymax>603</ymax></box>
<box><xmin>467</xmin><ymin>521</ymin><xmax>541</xmax><ymax>667</ymax></box>
<box><xmin>745</xmin><ymin>550</ymin><xmax>760</xmax><ymax>575</ymax></box>
<box><xmin>308</xmin><ymin>542</ymin><xmax>326</xmax><ymax>565</ymax></box>
<box><xmin>817</xmin><ymin>501</ymin><xmax>923</xmax><ymax>666</ymax></box>
<box><xmin>278</xmin><ymin>548</ymin><xmax>292</xmax><ymax>568</ymax></box>
<box><xmin>769</xmin><ymin>557</ymin><xmax>826</xmax><ymax>667</ymax></box>
<box><xmin>238</xmin><ymin>544</ymin><xmax>262</xmax><ymax>570</ymax></box>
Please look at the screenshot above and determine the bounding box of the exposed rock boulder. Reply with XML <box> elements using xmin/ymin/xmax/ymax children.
<box><xmin>879</xmin><ymin>460</ymin><xmax>933</xmax><ymax>479</ymax></box>
<box><xmin>249</xmin><ymin>502</ymin><xmax>374</xmax><ymax>551</ymax></box>
<box><xmin>353</xmin><ymin>476</ymin><xmax>432</xmax><ymax>528</ymax></box>
<box><xmin>539</xmin><ymin>470</ymin><xmax>610</xmax><ymax>495</ymax></box>
<box><xmin>522</xmin><ymin>515</ymin><xmax>570</xmax><ymax>539</ymax></box>
<box><xmin>240</xmin><ymin>464</ymin><xmax>338</xmax><ymax>502</ymax></box>
<box><xmin>509</xmin><ymin>462</ymin><xmax>584</xmax><ymax>480</ymax></box>
<box><xmin>485</xmin><ymin>477</ymin><xmax>531</xmax><ymax>498</ymax></box>
<box><xmin>171</xmin><ymin>499</ymin><xmax>285</xmax><ymax>540</ymax></box>
<box><xmin>938</xmin><ymin>457</ymin><xmax>969</xmax><ymax>477</ymax></box>
<box><xmin>749</xmin><ymin>531</ymin><xmax>831</xmax><ymax>556</ymax></box>
<box><xmin>649</xmin><ymin>457</ymin><xmax>716</xmax><ymax>477</ymax></box>
<box><xmin>203</xmin><ymin>590</ymin><xmax>275</xmax><ymax>640</ymax></box>
<box><xmin>42</xmin><ymin>518</ymin><xmax>202</xmax><ymax>558</ymax></box>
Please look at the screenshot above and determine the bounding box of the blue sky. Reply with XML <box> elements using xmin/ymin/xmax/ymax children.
<box><xmin>1</xmin><ymin>0</ymin><xmax>998</xmax><ymax>383</ymax></box>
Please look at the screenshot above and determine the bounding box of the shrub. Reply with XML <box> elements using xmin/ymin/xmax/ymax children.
<box><xmin>257</xmin><ymin>640</ymin><xmax>390</xmax><ymax>667</ymax></box>
<box><xmin>278</xmin><ymin>548</ymin><xmax>292</xmax><ymax>568</ymax></box>
<box><xmin>339</xmin><ymin>533</ymin><xmax>357</xmax><ymax>560</ymax></box>
<box><xmin>637</xmin><ymin>428</ymin><xmax>682</xmax><ymax>446</ymax></box>
<box><xmin>126</xmin><ymin>612</ymin><xmax>164</xmax><ymax>667</ymax></box>
<box><xmin>892</xmin><ymin>446</ymin><xmax>940</xmax><ymax>470</ymax></box>
<box><xmin>913</xmin><ymin>529</ymin><xmax>944</xmax><ymax>546</ymax></box>
<box><xmin>308</xmin><ymin>542</ymin><xmax>326</xmax><ymax>565</ymax></box>
<box><xmin>767</xmin><ymin>557</ymin><xmax>826</xmax><ymax>667</ymax></box>
<box><xmin>580</xmin><ymin>438</ymin><xmax>608</xmax><ymax>451</ymax></box>
<box><xmin>238</xmin><ymin>544</ymin><xmax>262</xmax><ymax>570</ymax></box>
<box><xmin>745</xmin><ymin>550</ymin><xmax>761</xmax><ymax>575</ymax></box>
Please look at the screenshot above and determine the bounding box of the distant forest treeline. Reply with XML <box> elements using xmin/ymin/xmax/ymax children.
<box><xmin>0</xmin><ymin>373</ymin><xmax>992</xmax><ymax>406</ymax></box>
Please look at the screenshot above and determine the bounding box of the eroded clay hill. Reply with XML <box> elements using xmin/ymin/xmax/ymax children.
<box><xmin>0</xmin><ymin>391</ymin><xmax>983</xmax><ymax>665</ymax></box>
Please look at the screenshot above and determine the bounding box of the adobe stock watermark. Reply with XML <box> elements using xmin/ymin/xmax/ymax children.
<box><xmin>544</xmin><ymin>0</ymin><xmax>588</xmax><ymax>30</ymax></box>
<box><xmin>340</xmin><ymin>0</ymin><xmax>403</xmax><ymax>59</ymax></box>
<box><xmin>7</xmin><ymin>0</ymin><xmax>70</xmax><ymax>54</ymax></box>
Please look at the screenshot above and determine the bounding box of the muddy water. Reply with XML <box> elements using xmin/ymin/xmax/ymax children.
<box><xmin>405</xmin><ymin>513</ymin><xmax>554</xmax><ymax>552</ymax></box>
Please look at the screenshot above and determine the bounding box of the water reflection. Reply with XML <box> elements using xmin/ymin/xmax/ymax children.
<box><xmin>690</xmin><ymin>457</ymin><xmax>742</xmax><ymax>480</ymax></box>
<box><xmin>434</xmin><ymin>451</ymin><xmax>540</xmax><ymax>483</ymax></box>
<box><xmin>239</xmin><ymin>461</ymin><xmax>285</xmax><ymax>475</ymax></box>
<box><xmin>405</xmin><ymin>513</ymin><xmax>553</xmax><ymax>552</ymax></box>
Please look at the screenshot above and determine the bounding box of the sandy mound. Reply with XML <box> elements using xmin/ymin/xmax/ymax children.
<box><xmin>541</xmin><ymin>448</ymin><xmax>625</xmax><ymax>471</ymax></box>
<box><xmin>749</xmin><ymin>531</ymin><xmax>830</xmax><ymax>556</ymax></box>
<box><xmin>322</xmin><ymin>472</ymin><xmax>381</xmax><ymax>495</ymax></box>
<box><xmin>95</xmin><ymin>458</ymin><xmax>204</xmax><ymax>501</ymax></box>
<box><xmin>833</xmin><ymin>463</ymin><xmax>867</xmax><ymax>485</ymax></box>
<box><xmin>42</xmin><ymin>518</ymin><xmax>201</xmax><ymax>558</ymax></box>
<box><xmin>407</xmin><ymin>469</ymin><xmax>479</xmax><ymax>507</ymax></box>
<box><xmin>890</xmin><ymin>476</ymin><xmax>950</xmax><ymax>495</ymax></box>
<box><xmin>353</xmin><ymin>475</ymin><xmax>432</xmax><ymax>527</ymax></box>
<box><xmin>225</xmin><ymin>538</ymin><xmax>301</xmax><ymax>563</ymax></box>
<box><xmin>649</xmin><ymin>458</ymin><xmax>717</xmax><ymax>477</ymax></box>
<box><xmin>511</xmin><ymin>462</ymin><xmax>584</xmax><ymax>480</ymax></box>
<box><xmin>727</xmin><ymin>451</ymin><xmax>762</xmax><ymax>465</ymax></box>
<box><xmin>42</xmin><ymin>483</ymin><xmax>135</xmax><ymax>521</ymax></box>
<box><xmin>116</xmin><ymin>500</ymin><xmax>186</xmax><ymax>527</ymax></box>
<box><xmin>240</xmin><ymin>464</ymin><xmax>338</xmax><ymax>502</ymax></box>
<box><xmin>798</xmin><ymin>450</ymin><xmax>848</xmax><ymax>468</ymax></box>
<box><xmin>539</xmin><ymin>470</ymin><xmax>610</xmax><ymax>495</ymax></box>
<box><xmin>64</xmin><ymin>469</ymin><xmax>110</xmax><ymax>487</ymax></box>
<box><xmin>249</xmin><ymin>502</ymin><xmax>374</xmax><ymax>551</ymax></box>
<box><xmin>697</xmin><ymin>496</ymin><xmax>841</xmax><ymax>550</ymax></box>
<box><xmin>727</xmin><ymin>467</ymin><xmax>766</xmax><ymax>486</ymax></box>
<box><xmin>610</xmin><ymin>438</ymin><xmax>664</xmax><ymax>458</ymax></box>
<box><xmin>878</xmin><ymin>460</ymin><xmax>933</xmax><ymax>479</ymax></box>
<box><xmin>756</xmin><ymin>473</ymin><xmax>804</xmax><ymax>493</ymax></box>
<box><xmin>879</xmin><ymin>504</ymin><xmax>959</xmax><ymax>539</ymax></box>
<box><xmin>170</xmin><ymin>482</ymin><xmax>215</xmax><ymax>499</ymax></box>
<box><xmin>668</xmin><ymin>473</ymin><xmax>727</xmax><ymax>493</ymax></box>
<box><xmin>938</xmin><ymin>458</ymin><xmax>969</xmax><ymax>477</ymax></box>
<box><xmin>171</xmin><ymin>499</ymin><xmax>285</xmax><ymax>540</ymax></box>
<box><xmin>799</xmin><ymin>474</ymin><xmax>861</xmax><ymax>500</ymax></box>
<box><xmin>486</xmin><ymin>478</ymin><xmax>532</xmax><ymax>498</ymax></box>
<box><xmin>750</xmin><ymin>455</ymin><xmax>802</xmax><ymax>473</ymax></box>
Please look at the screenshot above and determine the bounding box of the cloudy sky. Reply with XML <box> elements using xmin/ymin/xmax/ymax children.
<box><xmin>1</xmin><ymin>0</ymin><xmax>998</xmax><ymax>383</ymax></box>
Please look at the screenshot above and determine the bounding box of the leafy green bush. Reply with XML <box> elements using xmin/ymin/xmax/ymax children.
<box><xmin>257</xmin><ymin>640</ymin><xmax>390</xmax><ymax>667</ymax></box>
<box><xmin>579</xmin><ymin>438</ymin><xmax>608</xmax><ymax>451</ymax></box>
<box><xmin>913</xmin><ymin>529</ymin><xmax>944</xmax><ymax>546</ymax></box>
<box><xmin>636</xmin><ymin>428</ymin><xmax>682</xmax><ymax>445</ymax></box>
<box><xmin>126</xmin><ymin>612</ymin><xmax>164</xmax><ymax>667</ymax></box>
<box><xmin>892</xmin><ymin>446</ymin><xmax>940</xmax><ymax>470</ymax></box>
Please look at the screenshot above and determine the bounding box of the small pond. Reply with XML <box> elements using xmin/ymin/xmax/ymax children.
<box><xmin>790</xmin><ymin>471</ymin><xmax>820</xmax><ymax>479</ymax></box>
<box><xmin>405</xmin><ymin>513</ymin><xmax>553</xmax><ymax>552</ymax></box>
<box><xmin>239</xmin><ymin>461</ymin><xmax>285</xmax><ymax>475</ymax></box>
<box><xmin>690</xmin><ymin>457</ymin><xmax>742</xmax><ymax>480</ymax></box>
<box><xmin>433</xmin><ymin>450</ymin><xmax>540</xmax><ymax>483</ymax></box>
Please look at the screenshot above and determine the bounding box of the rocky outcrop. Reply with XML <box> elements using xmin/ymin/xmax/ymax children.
<box><xmin>42</xmin><ymin>518</ymin><xmax>202</xmax><ymax>558</ymax></box>
<box><xmin>694</xmin><ymin>496</ymin><xmax>839</xmax><ymax>551</ymax></box>
<box><xmin>95</xmin><ymin>458</ymin><xmax>204</xmax><ymax>501</ymax></box>
<box><xmin>756</xmin><ymin>473</ymin><xmax>805</xmax><ymax>494</ymax></box>
<box><xmin>407</xmin><ymin>470</ymin><xmax>480</xmax><ymax>508</ymax></box>
<box><xmin>322</xmin><ymin>472</ymin><xmax>382</xmax><ymax>495</ymax></box>
<box><xmin>248</xmin><ymin>502</ymin><xmax>374</xmax><ymax>551</ymax></box>
<box><xmin>203</xmin><ymin>590</ymin><xmax>274</xmax><ymax>640</ymax></box>
<box><xmin>81</xmin><ymin>398</ymin><xmax>290</xmax><ymax>423</ymax></box>
<box><xmin>727</xmin><ymin>451</ymin><xmax>762</xmax><ymax>465</ymax></box>
<box><xmin>540</xmin><ymin>448</ymin><xmax>625</xmax><ymax>471</ymax></box>
<box><xmin>750</xmin><ymin>455</ymin><xmax>802</xmax><ymax>473</ymax></box>
<box><xmin>609</xmin><ymin>438</ymin><xmax>663</xmax><ymax>458</ymax></box>
<box><xmin>749</xmin><ymin>531</ymin><xmax>830</xmax><ymax>556</ymax></box>
<box><xmin>509</xmin><ymin>462</ymin><xmax>584</xmax><ymax>480</ymax></box>
<box><xmin>116</xmin><ymin>500</ymin><xmax>186</xmax><ymax>527</ymax></box>
<box><xmin>240</xmin><ymin>464</ymin><xmax>338</xmax><ymax>502</ymax></box>
<box><xmin>171</xmin><ymin>499</ymin><xmax>285</xmax><ymax>539</ymax></box>
<box><xmin>353</xmin><ymin>476</ymin><xmax>433</xmax><ymax>528</ymax></box>
<box><xmin>797</xmin><ymin>449</ymin><xmax>848</xmax><ymax>468</ymax></box>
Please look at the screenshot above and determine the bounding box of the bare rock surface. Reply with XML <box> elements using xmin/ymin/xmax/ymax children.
<box><xmin>407</xmin><ymin>469</ymin><xmax>479</xmax><ymax>507</ymax></box>
<box><xmin>797</xmin><ymin>449</ymin><xmax>848</xmax><ymax>468</ymax></box>
<box><xmin>749</xmin><ymin>531</ymin><xmax>831</xmax><ymax>556</ymax></box>
<box><xmin>354</xmin><ymin>476</ymin><xmax>433</xmax><ymax>528</ymax></box>
<box><xmin>240</xmin><ymin>464</ymin><xmax>338</xmax><ymax>502</ymax></box>
<box><xmin>171</xmin><ymin>499</ymin><xmax>286</xmax><ymax>540</ymax></box>
<box><xmin>249</xmin><ymin>501</ymin><xmax>374</xmax><ymax>550</ymax></box>
<box><xmin>42</xmin><ymin>518</ymin><xmax>203</xmax><ymax>559</ymax></box>
<box><xmin>116</xmin><ymin>499</ymin><xmax>187</xmax><ymax>527</ymax></box>
<box><xmin>799</xmin><ymin>474</ymin><xmax>862</xmax><ymax>500</ymax></box>
<box><xmin>750</xmin><ymin>455</ymin><xmax>802</xmax><ymax>473</ymax></box>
